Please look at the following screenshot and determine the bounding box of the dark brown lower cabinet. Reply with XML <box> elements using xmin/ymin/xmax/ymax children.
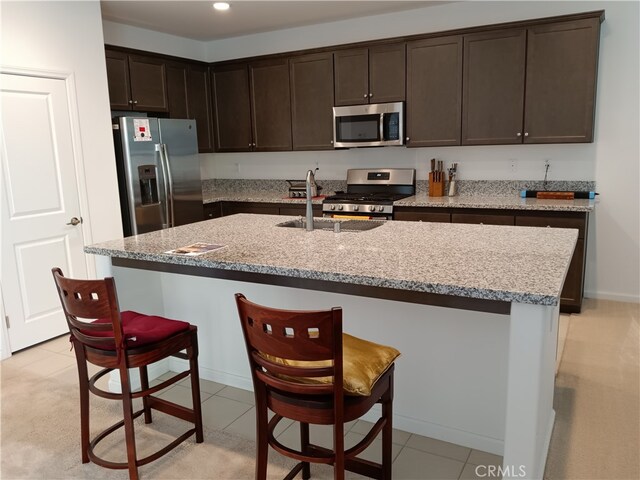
<box><xmin>203</xmin><ymin>202</ymin><xmax>222</xmax><ymax>219</ymax></box>
<box><xmin>394</xmin><ymin>210</ymin><xmax>450</xmax><ymax>223</ymax></box>
<box><xmin>451</xmin><ymin>213</ymin><xmax>515</xmax><ymax>225</ymax></box>
<box><xmin>279</xmin><ymin>205</ymin><xmax>322</xmax><ymax>217</ymax></box>
<box><xmin>221</xmin><ymin>202</ymin><xmax>279</xmax><ymax>216</ymax></box>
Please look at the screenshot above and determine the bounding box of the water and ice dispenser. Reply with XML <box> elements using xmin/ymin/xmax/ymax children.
<box><xmin>138</xmin><ymin>165</ymin><xmax>159</xmax><ymax>205</ymax></box>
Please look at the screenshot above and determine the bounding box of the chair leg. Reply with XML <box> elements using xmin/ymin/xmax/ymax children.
<box><xmin>119</xmin><ymin>366</ymin><xmax>140</xmax><ymax>480</ymax></box>
<box><xmin>255</xmin><ymin>386</ymin><xmax>269</xmax><ymax>480</ymax></box>
<box><xmin>73</xmin><ymin>345</ymin><xmax>90</xmax><ymax>464</ymax></box>
<box><xmin>382</xmin><ymin>376</ymin><xmax>394</xmax><ymax>480</ymax></box>
<box><xmin>188</xmin><ymin>340</ymin><xmax>204</xmax><ymax>443</ymax></box>
<box><xmin>139</xmin><ymin>366</ymin><xmax>152</xmax><ymax>424</ymax></box>
<box><xmin>334</xmin><ymin>422</ymin><xmax>345</xmax><ymax>480</ymax></box>
<box><xmin>300</xmin><ymin>422</ymin><xmax>311</xmax><ymax>480</ymax></box>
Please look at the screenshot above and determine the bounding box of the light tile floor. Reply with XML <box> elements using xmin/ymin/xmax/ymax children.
<box><xmin>3</xmin><ymin>334</ymin><xmax>502</xmax><ymax>480</ymax></box>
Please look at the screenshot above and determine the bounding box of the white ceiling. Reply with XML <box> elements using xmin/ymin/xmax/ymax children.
<box><xmin>100</xmin><ymin>1</ymin><xmax>445</xmax><ymax>41</ymax></box>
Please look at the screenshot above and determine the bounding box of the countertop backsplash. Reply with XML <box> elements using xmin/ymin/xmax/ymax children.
<box><xmin>204</xmin><ymin>178</ymin><xmax>596</xmax><ymax>198</ymax></box>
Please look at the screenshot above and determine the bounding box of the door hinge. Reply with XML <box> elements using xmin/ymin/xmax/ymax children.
<box><xmin>4</xmin><ymin>315</ymin><xmax>9</xmax><ymax>329</ymax></box>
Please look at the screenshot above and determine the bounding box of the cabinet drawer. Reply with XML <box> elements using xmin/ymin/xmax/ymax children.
<box><xmin>515</xmin><ymin>215</ymin><xmax>585</xmax><ymax>238</ymax></box>
<box><xmin>451</xmin><ymin>213</ymin><xmax>514</xmax><ymax>225</ymax></box>
<box><xmin>279</xmin><ymin>205</ymin><xmax>322</xmax><ymax>217</ymax></box>
<box><xmin>394</xmin><ymin>211</ymin><xmax>451</xmax><ymax>223</ymax></box>
<box><xmin>222</xmin><ymin>202</ymin><xmax>279</xmax><ymax>216</ymax></box>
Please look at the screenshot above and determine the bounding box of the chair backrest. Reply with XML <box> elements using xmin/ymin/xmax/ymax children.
<box><xmin>51</xmin><ymin>267</ymin><xmax>125</xmax><ymax>352</ymax></box>
<box><xmin>235</xmin><ymin>294</ymin><xmax>344</xmax><ymax>400</ymax></box>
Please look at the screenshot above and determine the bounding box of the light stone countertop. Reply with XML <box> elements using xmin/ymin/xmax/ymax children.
<box><xmin>203</xmin><ymin>191</ymin><xmax>328</xmax><ymax>205</ymax></box>
<box><xmin>85</xmin><ymin>214</ymin><xmax>578</xmax><ymax>306</ymax></box>
<box><xmin>396</xmin><ymin>193</ymin><xmax>595</xmax><ymax>212</ymax></box>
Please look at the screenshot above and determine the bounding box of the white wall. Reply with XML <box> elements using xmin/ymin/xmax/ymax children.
<box><xmin>102</xmin><ymin>20</ymin><xmax>208</xmax><ymax>61</ymax></box>
<box><xmin>1</xmin><ymin>1</ymin><xmax>122</xmax><ymax>256</ymax></box>
<box><xmin>102</xmin><ymin>1</ymin><xmax>639</xmax><ymax>303</ymax></box>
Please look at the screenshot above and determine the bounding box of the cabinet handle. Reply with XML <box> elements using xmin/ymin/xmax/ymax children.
<box><xmin>405</xmin><ymin>137</ymin><xmax>410</xmax><ymax>142</ymax></box>
<box><xmin>524</xmin><ymin>132</ymin><xmax>529</xmax><ymax>137</ymax></box>
<box><xmin>133</xmin><ymin>100</ymin><xmax>138</xmax><ymax>105</ymax></box>
<box><xmin>363</xmin><ymin>94</ymin><xmax>368</xmax><ymax>98</ymax></box>
<box><xmin>369</xmin><ymin>93</ymin><xmax>373</xmax><ymax>98</ymax></box>
<box><xmin>330</xmin><ymin>140</ymin><xmax>334</xmax><ymax>144</ymax></box>
<box><xmin>517</xmin><ymin>132</ymin><xmax>522</xmax><ymax>137</ymax></box>
<box><xmin>128</xmin><ymin>100</ymin><xmax>134</xmax><ymax>105</ymax></box>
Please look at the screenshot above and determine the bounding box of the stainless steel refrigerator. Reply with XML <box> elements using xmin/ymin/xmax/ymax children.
<box><xmin>113</xmin><ymin>117</ymin><xmax>203</xmax><ymax>236</ymax></box>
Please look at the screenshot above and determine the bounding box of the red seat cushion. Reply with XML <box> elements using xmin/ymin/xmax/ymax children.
<box><xmin>86</xmin><ymin>311</ymin><xmax>190</xmax><ymax>350</ymax></box>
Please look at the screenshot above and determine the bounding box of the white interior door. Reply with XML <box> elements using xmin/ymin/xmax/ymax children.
<box><xmin>1</xmin><ymin>73</ymin><xmax>88</xmax><ymax>352</ymax></box>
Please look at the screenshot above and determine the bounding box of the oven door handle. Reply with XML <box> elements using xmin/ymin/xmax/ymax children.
<box><xmin>379</xmin><ymin>113</ymin><xmax>385</xmax><ymax>141</ymax></box>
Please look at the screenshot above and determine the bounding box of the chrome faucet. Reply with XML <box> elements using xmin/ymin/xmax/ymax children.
<box><xmin>305</xmin><ymin>169</ymin><xmax>315</xmax><ymax>231</ymax></box>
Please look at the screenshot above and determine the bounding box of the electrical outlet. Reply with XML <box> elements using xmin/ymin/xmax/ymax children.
<box><xmin>510</xmin><ymin>159</ymin><xmax>518</xmax><ymax>174</ymax></box>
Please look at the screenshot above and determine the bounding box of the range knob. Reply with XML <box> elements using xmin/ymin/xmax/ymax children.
<box><xmin>338</xmin><ymin>205</ymin><xmax>344</xmax><ymax>211</ymax></box>
<box><xmin>330</xmin><ymin>205</ymin><xmax>336</xmax><ymax>210</ymax></box>
<box><xmin>369</xmin><ymin>205</ymin><xmax>375</xmax><ymax>212</ymax></box>
<box><xmin>378</xmin><ymin>206</ymin><xmax>384</xmax><ymax>212</ymax></box>
<box><xmin>353</xmin><ymin>205</ymin><xmax>359</xmax><ymax>211</ymax></box>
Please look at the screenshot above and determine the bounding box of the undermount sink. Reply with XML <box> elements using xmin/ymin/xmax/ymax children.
<box><xmin>276</xmin><ymin>218</ymin><xmax>385</xmax><ymax>232</ymax></box>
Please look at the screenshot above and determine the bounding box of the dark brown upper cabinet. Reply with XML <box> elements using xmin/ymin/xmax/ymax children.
<box><xmin>334</xmin><ymin>43</ymin><xmax>406</xmax><ymax>106</ymax></box>
<box><xmin>166</xmin><ymin>62</ymin><xmax>214</xmax><ymax>152</ymax></box>
<box><xmin>166</xmin><ymin>62</ymin><xmax>189</xmax><ymax>118</ymax></box>
<box><xmin>105</xmin><ymin>49</ymin><xmax>169</xmax><ymax>112</ymax></box>
<box><xmin>211</xmin><ymin>63</ymin><xmax>252</xmax><ymax>152</ymax></box>
<box><xmin>524</xmin><ymin>17</ymin><xmax>600</xmax><ymax>143</ymax></box>
<box><xmin>186</xmin><ymin>64</ymin><xmax>215</xmax><ymax>153</ymax></box>
<box><xmin>212</xmin><ymin>60</ymin><xmax>292</xmax><ymax>152</ymax></box>
<box><xmin>249</xmin><ymin>59</ymin><xmax>292</xmax><ymax>151</ymax></box>
<box><xmin>406</xmin><ymin>36</ymin><xmax>463</xmax><ymax>147</ymax></box>
<box><xmin>462</xmin><ymin>29</ymin><xmax>526</xmax><ymax>145</ymax></box>
<box><xmin>462</xmin><ymin>18</ymin><xmax>600</xmax><ymax>145</ymax></box>
<box><xmin>290</xmin><ymin>52</ymin><xmax>335</xmax><ymax>150</ymax></box>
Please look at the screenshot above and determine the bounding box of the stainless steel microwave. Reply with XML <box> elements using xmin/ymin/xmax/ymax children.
<box><xmin>333</xmin><ymin>102</ymin><xmax>404</xmax><ymax>148</ymax></box>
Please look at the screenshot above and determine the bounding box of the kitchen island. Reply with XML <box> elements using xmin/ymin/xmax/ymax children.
<box><xmin>85</xmin><ymin>214</ymin><xmax>578</xmax><ymax>479</ymax></box>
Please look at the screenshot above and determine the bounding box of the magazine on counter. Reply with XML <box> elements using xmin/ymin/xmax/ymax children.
<box><xmin>164</xmin><ymin>242</ymin><xmax>226</xmax><ymax>256</ymax></box>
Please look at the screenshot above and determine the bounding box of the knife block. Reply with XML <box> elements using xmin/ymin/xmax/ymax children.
<box><xmin>429</xmin><ymin>172</ymin><xmax>445</xmax><ymax>197</ymax></box>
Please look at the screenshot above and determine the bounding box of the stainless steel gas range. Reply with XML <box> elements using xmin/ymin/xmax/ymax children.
<box><xmin>322</xmin><ymin>168</ymin><xmax>416</xmax><ymax>220</ymax></box>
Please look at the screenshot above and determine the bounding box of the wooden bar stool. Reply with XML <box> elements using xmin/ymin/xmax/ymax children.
<box><xmin>51</xmin><ymin>268</ymin><xmax>204</xmax><ymax>480</ymax></box>
<box><xmin>235</xmin><ymin>294</ymin><xmax>400</xmax><ymax>480</ymax></box>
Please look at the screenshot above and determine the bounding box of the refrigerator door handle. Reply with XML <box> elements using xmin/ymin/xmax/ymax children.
<box><xmin>159</xmin><ymin>143</ymin><xmax>175</xmax><ymax>227</ymax></box>
<box><xmin>156</xmin><ymin>143</ymin><xmax>171</xmax><ymax>229</ymax></box>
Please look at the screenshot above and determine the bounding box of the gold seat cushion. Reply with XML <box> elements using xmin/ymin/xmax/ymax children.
<box><xmin>262</xmin><ymin>333</ymin><xmax>400</xmax><ymax>396</ymax></box>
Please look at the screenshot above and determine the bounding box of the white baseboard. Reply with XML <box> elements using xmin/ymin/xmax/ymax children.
<box><xmin>107</xmin><ymin>358</ymin><xmax>171</xmax><ymax>393</ymax></box>
<box><xmin>584</xmin><ymin>290</ymin><xmax>640</xmax><ymax>303</ymax></box>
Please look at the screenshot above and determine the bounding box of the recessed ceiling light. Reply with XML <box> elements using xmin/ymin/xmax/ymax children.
<box><xmin>213</xmin><ymin>2</ymin><xmax>230</xmax><ymax>11</ymax></box>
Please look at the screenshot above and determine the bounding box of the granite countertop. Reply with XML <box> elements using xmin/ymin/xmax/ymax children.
<box><xmin>396</xmin><ymin>193</ymin><xmax>596</xmax><ymax>212</ymax></box>
<box><xmin>201</xmin><ymin>179</ymin><xmax>596</xmax><ymax>212</ymax></box>
<box><xmin>85</xmin><ymin>214</ymin><xmax>577</xmax><ymax>306</ymax></box>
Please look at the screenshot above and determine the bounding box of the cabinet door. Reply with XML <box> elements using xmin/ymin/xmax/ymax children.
<box><xmin>290</xmin><ymin>53</ymin><xmax>335</xmax><ymax>150</ymax></box>
<box><xmin>128</xmin><ymin>55</ymin><xmax>168</xmax><ymax>112</ymax></box>
<box><xmin>105</xmin><ymin>49</ymin><xmax>131</xmax><ymax>110</ymax></box>
<box><xmin>166</xmin><ymin>62</ymin><xmax>189</xmax><ymax>118</ymax></box>
<box><xmin>462</xmin><ymin>29</ymin><xmax>526</xmax><ymax>145</ymax></box>
<box><xmin>203</xmin><ymin>202</ymin><xmax>222</xmax><ymax>220</ymax></box>
<box><xmin>334</xmin><ymin>48</ymin><xmax>369</xmax><ymax>106</ymax></box>
<box><xmin>560</xmin><ymin>239</ymin><xmax>585</xmax><ymax>311</ymax></box>
<box><xmin>406</xmin><ymin>36</ymin><xmax>463</xmax><ymax>147</ymax></box>
<box><xmin>249</xmin><ymin>59</ymin><xmax>292</xmax><ymax>151</ymax></box>
<box><xmin>187</xmin><ymin>64</ymin><xmax>215</xmax><ymax>153</ymax></box>
<box><xmin>369</xmin><ymin>43</ymin><xmax>406</xmax><ymax>103</ymax></box>
<box><xmin>211</xmin><ymin>63</ymin><xmax>252</xmax><ymax>152</ymax></box>
<box><xmin>524</xmin><ymin>18</ymin><xmax>600</xmax><ymax>143</ymax></box>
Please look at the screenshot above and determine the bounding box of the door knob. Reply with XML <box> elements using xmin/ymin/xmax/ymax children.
<box><xmin>66</xmin><ymin>217</ymin><xmax>82</xmax><ymax>226</ymax></box>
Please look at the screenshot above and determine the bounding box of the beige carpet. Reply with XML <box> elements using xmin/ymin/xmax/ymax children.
<box><xmin>0</xmin><ymin>367</ymin><xmax>296</xmax><ymax>480</ymax></box>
